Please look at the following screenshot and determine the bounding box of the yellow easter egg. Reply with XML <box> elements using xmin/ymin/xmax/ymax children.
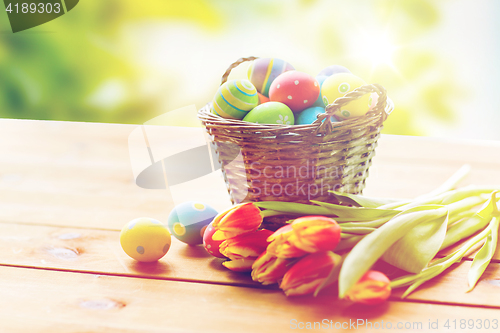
<box><xmin>321</xmin><ymin>73</ymin><xmax>371</xmax><ymax>120</ymax></box>
<box><xmin>120</xmin><ymin>217</ymin><xmax>171</xmax><ymax>262</ymax></box>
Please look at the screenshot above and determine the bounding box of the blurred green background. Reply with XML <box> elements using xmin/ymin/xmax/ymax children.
<box><xmin>1</xmin><ymin>0</ymin><xmax>499</xmax><ymax>139</ymax></box>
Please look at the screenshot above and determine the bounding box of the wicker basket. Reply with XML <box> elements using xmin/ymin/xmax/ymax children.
<box><xmin>198</xmin><ymin>57</ymin><xmax>393</xmax><ymax>215</ymax></box>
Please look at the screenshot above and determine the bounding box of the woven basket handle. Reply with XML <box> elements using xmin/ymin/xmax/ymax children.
<box><xmin>315</xmin><ymin>83</ymin><xmax>389</xmax><ymax>134</ymax></box>
<box><xmin>220</xmin><ymin>56</ymin><xmax>259</xmax><ymax>85</ymax></box>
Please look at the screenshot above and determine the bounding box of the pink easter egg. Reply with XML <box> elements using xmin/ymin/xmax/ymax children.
<box><xmin>269</xmin><ymin>71</ymin><xmax>320</xmax><ymax>113</ymax></box>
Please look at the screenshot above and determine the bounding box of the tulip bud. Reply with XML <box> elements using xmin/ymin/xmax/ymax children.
<box><xmin>212</xmin><ymin>203</ymin><xmax>263</xmax><ymax>241</ymax></box>
<box><xmin>344</xmin><ymin>270</ymin><xmax>391</xmax><ymax>305</ymax></box>
<box><xmin>266</xmin><ymin>224</ymin><xmax>308</xmax><ymax>259</ymax></box>
<box><xmin>289</xmin><ymin>216</ymin><xmax>341</xmax><ymax>253</ymax></box>
<box><xmin>219</xmin><ymin>229</ymin><xmax>273</xmax><ymax>272</ymax></box>
<box><xmin>280</xmin><ymin>251</ymin><xmax>342</xmax><ymax>296</ymax></box>
<box><xmin>251</xmin><ymin>250</ymin><xmax>295</xmax><ymax>285</ymax></box>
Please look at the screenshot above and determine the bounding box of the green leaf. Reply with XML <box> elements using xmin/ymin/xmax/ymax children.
<box><xmin>310</xmin><ymin>201</ymin><xmax>399</xmax><ymax>219</ymax></box>
<box><xmin>382</xmin><ymin>212</ymin><xmax>449</xmax><ymax>273</ymax></box>
<box><xmin>328</xmin><ymin>191</ymin><xmax>405</xmax><ymax>208</ymax></box>
<box><xmin>254</xmin><ymin>201</ymin><xmax>399</xmax><ymax>220</ymax></box>
<box><xmin>340</xmin><ymin>226</ymin><xmax>376</xmax><ymax>235</ymax></box>
<box><xmin>467</xmin><ymin>216</ymin><xmax>500</xmax><ymax>292</ymax></box>
<box><xmin>440</xmin><ymin>191</ymin><xmax>499</xmax><ymax>250</ymax></box>
<box><xmin>254</xmin><ymin>201</ymin><xmax>339</xmax><ymax>216</ymax></box>
<box><xmin>338</xmin><ymin>205</ymin><xmax>448</xmax><ymax>298</ymax></box>
<box><xmin>392</xmin><ymin>215</ymin><xmax>496</xmax><ymax>297</ymax></box>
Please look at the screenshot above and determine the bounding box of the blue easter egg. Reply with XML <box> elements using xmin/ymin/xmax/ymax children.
<box><xmin>296</xmin><ymin>106</ymin><xmax>339</xmax><ymax>125</ymax></box>
<box><xmin>167</xmin><ymin>201</ymin><xmax>218</xmax><ymax>245</ymax></box>
<box><xmin>312</xmin><ymin>75</ymin><xmax>329</xmax><ymax>106</ymax></box>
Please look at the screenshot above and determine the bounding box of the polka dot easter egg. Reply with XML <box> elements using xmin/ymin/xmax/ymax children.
<box><xmin>212</xmin><ymin>79</ymin><xmax>259</xmax><ymax>120</ymax></box>
<box><xmin>295</xmin><ymin>106</ymin><xmax>340</xmax><ymax>125</ymax></box>
<box><xmin>321</xmin><ymin>73</ymin><xmax>371</xmax><ymax>120</ymax></box>
<box><xmin>203</xmin><ymin>222</ymin><xmax>226</xmax><ymax>258</ymax></box>
<box><xmin>120</xmin><ymin>217</ymin><xmax>171</xmax><ymax>262</ymax></box>
<box><xmin>243</xmin><ymin>101</ymin><xmax>294</xmax><ymax>125</ymax></box>
<box><xmin>269</xmin><ymin>71</ymin><xmax>320</xmax><ymax>113</ymax></box>
<box><xmin>247</xmin><ymin>58</ymin><xmax>295</xmax><ymax>97</ymax></box>
<box><xmin>167</xmin><ymin>201</ymin><xmax>218</xmax><ymax>245</ymax></box>
<box><xmin>314</xmin><ymin>65</ymin><xmax>351</xmax><ymax>106</ymax></box>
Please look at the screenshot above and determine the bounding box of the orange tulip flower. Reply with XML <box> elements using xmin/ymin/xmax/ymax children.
<box><xmin>280</xmin><ymin>251</ymin><xmax>342</xmax><ymax>296</ymax></box>
<box><xmin>289</xmin><ymin>216</ymin><xmax>341</xmax><ymax>253</ymax></box>
<box><xmin>212</xmin><ymin>203</ymin><xmax>263</xmax><ymax>241</ymax></box>
<box><xmin>344</xmin><ymin>270</ymin><xmax>391</xmax><ymax>305</ymax></box>
<box><xmin>219</xmin><ymin>229</ymin><xmax>274</xmax><ymax>272</ymax></box>
<box><xmin>251</xmin><ymin>250</ymin><xmax>295</xmax><ymax>285</ymax></box>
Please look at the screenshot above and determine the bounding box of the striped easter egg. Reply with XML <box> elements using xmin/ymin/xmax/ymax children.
<box><xmin>212</xmin><ymin>79</ymin><xmax>259</xmax><ymax>119</ymax></box>
<box><xmin>247</xmin><ymin>58</ymin><xmax>295</xmax><ymax>97</ymax></box>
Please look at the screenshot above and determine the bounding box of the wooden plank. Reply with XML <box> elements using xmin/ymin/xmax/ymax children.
<box><xmin>1</xmin><ymin>265</ymin><xmax>500</xmax><ymax>333</ymax></box>
<box><xmin>3</xmin><ymin>222</ymin><xmax>500</xmax><ymax>308</ymax></box>
<box><xmin>0</xmin><ymin>222</ymin><xmax>259</xmax><ymax>287</ymax></box>
<box><xmin>0</xmin><ymin>119</ymin><xmax>231</xmax><ymax>230</ymax></box>
<box><xmin>1</xmin><ymin>120</ymin><xmax>500</xmax><ymax>231</ymax></box>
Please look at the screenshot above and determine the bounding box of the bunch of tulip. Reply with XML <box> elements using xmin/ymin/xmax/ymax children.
<box><xmin>211</xmin><ymin>166</ymin><xmax>500</xmax><ymax>305</ymax></box>
<box><xmin>254</xmin><ymin>165</ymin><xmax>500</xmax><ymax>301</ymax></box>
<box><xmin>250</xmin><ymin>215</ymin><xmax>391</xmax><ymax>304</ymax></box>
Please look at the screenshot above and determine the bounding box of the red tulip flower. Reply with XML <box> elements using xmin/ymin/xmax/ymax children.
<box><xmin>289</xmin><ymin>216</ymin><xmax>341</xmax><ymax>253</ymax></box>
<box><xmin>220</xmin><ymin>229</ymin><xmax>273</xmax><ymax>272</ymax></box>
<box><xmin>280</xmin><ymin>251</ymin><xmax>342</xmax><ymax>296</ymax></box>
<box><xmin>344</xmin><ymin>270</ymin><xmax>391</xmax><ymax>305</ymax></box>
<box><xmin>212</xmin><ymin>203</ymin><xmax>263</xmax><ymax>240</ymax></box>
<box><xmin>251</xmin><ymin>250</ymin><xmax>295</xmax><ymax>285</ymax></box>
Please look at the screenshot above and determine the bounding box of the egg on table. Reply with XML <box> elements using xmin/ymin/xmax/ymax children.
<box><xmin>211</xmin><ymin>79</ymin><xmax>259</xmax><ymax>119</ymax></box>
<box><xmin>203</xmin><ymin>222</ymin><xmax>226</xmax><ymax>258</ymax></box>
<box><xmin>247</xmin><ymin>58</ymin><xmax>295</xmax><ymax>97</ymax></box>
<box><xmin>243</xmin><ymin>101</ymin><xmax>294</xmax><ymax>125</ymax></box>
<box><xmin>120</xmin><ymin>217</ymin><xmax>172</xmax><ymax>262</ymax></box>
<box><xmin>321</xmin><ymin>73</ymin><xmax>371</xmax><ymax>120</ymax></box>
<box><xmin>167</xmin><ymin>201</ymin><xmax>218</xmax><ymax>245</ymax></box>
<box><xmin>269</xmin><ymin>71</ymin><xmax>320</xmax><ymax>113</ymax></box>
<box><xmin>295</xmin><ymin>106</ymin><xmax>340</xmax><ymax>125</ymax></box>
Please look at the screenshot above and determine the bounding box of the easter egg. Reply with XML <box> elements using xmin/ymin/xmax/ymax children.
<box><xmin>257</xmin><ymin>92</ymin><xmax>270</xmax><ymax>105</ymax></box>
<box><xmin>247</xmin><ymin>58</ymin><xmax>295</xmax><ymax>97</ymax></box>
<box><xmin>317</xmin><ymin>65</ymin><xmax>351</xmax><ymax>78</ymax></box>
<box><xmin>312</xmin><ymin>75</ymin><xmax>330</xmax><ymax>106</ymax></box>
<box><xmin>212</xmin><ymin>79</ymin><xmax>259</xmax><ymax>120</ymax></box>
<box><xmin>295</xmin><ymin>106</ymin><xmax>340</xmax><ymax>125</ymax></box>
<box><xmin>269</xmin><ymin>71</ymin><xmax>320</xmax><ymax>113</ymax></box>
<box><xmin>321</xmin><ymin>73</ymin><xmax>370</xmax><ymax>120</ymax></box>
<box><xmin>120</xmin><ymin>217</ymin><xmax>171</xmax><ymax>262</ymax></box>
<box><xmin>203</xmin><ymin>222</ymin><xmax>226</xmax><ymax>258</ymax></box>
<box><xmin>243</xmin><ymin>101</ymin><xmax>294</xmax><ymax>125</ymax></box>
<box><xmin>167</xmin><ymin>201</ymin><xmax>218</xmax><ymax>245</ymax></box>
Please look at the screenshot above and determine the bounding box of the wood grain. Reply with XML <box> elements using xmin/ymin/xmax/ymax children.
<box><xmin>2</xmin><ymin>119</ymin><xmax>500</xmax><ymax>332</ymax></box>
<box><xmin>1</xmin><ymin>265</ymin><xmax>499</xmax><ymax>333</ymax></box>
<box><xmin>0</xmin><ymin>222</ymin><xmax>260</xmax><ymax>287</ymax></box>
<box><xmin>2</xmin><ymin>221</ymin><xmax>500</xmax><ymax>308</ymax></box>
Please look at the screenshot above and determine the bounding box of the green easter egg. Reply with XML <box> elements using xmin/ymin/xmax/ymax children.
<box><xmin>243</xmin><ymin>101</ymin><xmax>294</xmax><ymax>125</ymax></box>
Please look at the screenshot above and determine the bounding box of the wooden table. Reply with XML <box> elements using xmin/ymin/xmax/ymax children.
<box><xmin>1</xmin><ymin>119</ymin><xmax>500</xmax><ymax>332</ymax></box>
